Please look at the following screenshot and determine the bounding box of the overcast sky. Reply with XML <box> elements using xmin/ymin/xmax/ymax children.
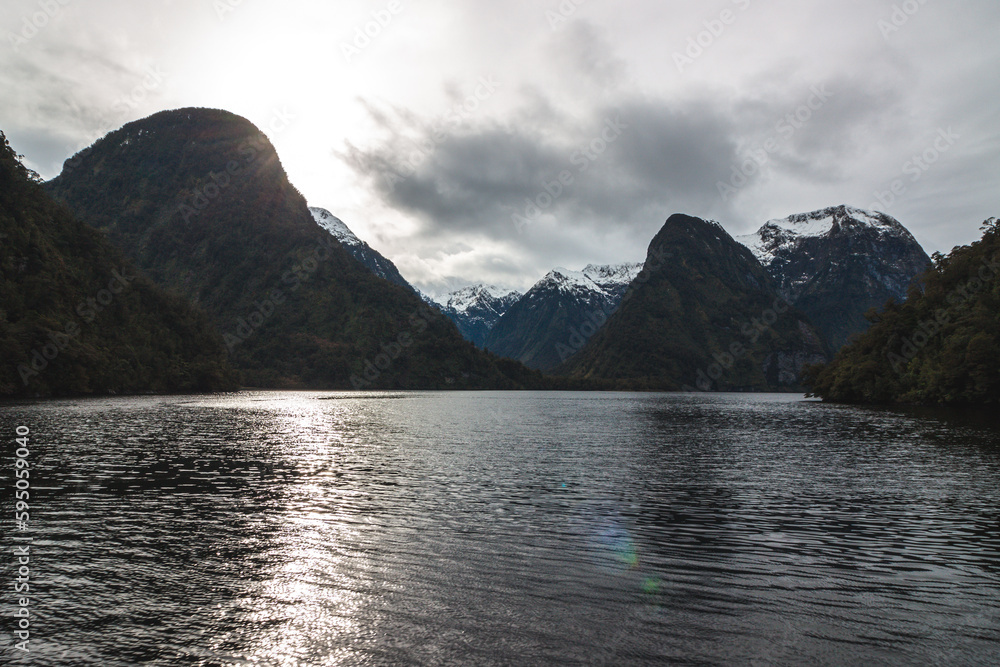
<box><xmin>2</xmin><ymin>0</ymin><xmax>998</xmax><ymax>294</ymax></box>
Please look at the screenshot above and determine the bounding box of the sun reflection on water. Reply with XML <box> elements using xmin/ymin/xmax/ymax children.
<box><xmin>206</xmin><ymin>393</ymin><xmax>385</xmax><ymax>665</ymax></box>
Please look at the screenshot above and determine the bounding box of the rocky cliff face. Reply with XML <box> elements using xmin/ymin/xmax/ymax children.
<box><xmin>737</xmin><ymin>205</ymin><xmax>930</xmax><ymax>349</ymax></box>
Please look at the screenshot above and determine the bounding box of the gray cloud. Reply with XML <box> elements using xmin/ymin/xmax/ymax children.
<box><xmin>546</xmin><ymin>21</ymin><xmax>630</xmax><ymax>94</ymax></box>
<box><xmin>343</xmin><ymin>94</ymin><xmax>742</xmax><ymax>235</ymax></box>
<box><xmin>341</xmin><ymin>74</ymin><xmax>916</xmax><ymax>255</ymax></box>
<box><xmin>1</xmin><ymin>29</ymin><xmax>170</xmax><ymax>174</ymax></box>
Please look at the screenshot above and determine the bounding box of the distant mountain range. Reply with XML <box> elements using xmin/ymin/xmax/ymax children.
<box><xmin>483</xmin><ymin>264</ymin><xmax>643</xmax><ymax>370</ymax></box>
<box><xmin>429</xmin><ymin>285</ymin><xmax>522</xmax><ymax>348</ymax></box>
<box><xmin>335</xmin><ymin>204</ymin><xmax>929</xmax><ymax>377</ymax></box>
<box><xmin>414</xmin><ymin>264</ymin><xmax>642</xmax><ymax>371</ymax></box>
<box><xmin>8</xmin><ymin>106</ymin><xmax>943</xmax><ymax>394</ymax></box>
<box><xmin>305</xmin><ymin>198</ymin><xmax>929</xmax><ymax>386</ymax></box>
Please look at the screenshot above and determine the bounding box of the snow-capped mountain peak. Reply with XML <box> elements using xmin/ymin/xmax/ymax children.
<box><xmin>309</xmin><ymin>207</ymin><xmax>361</xmax><ymax>247</ymax></box>
<box><xmin>540</xmin><ymin>267</ymin><xmax>597</xmax><ymax>292</ymax></box>
<box><xmin>736</xmin><ymin>205</ymin><xmax>913</xmax><ymax>266</ymax></box>
<box><xmin>536</xmin><ymin>263</ymin><xmax>644</xmax><ymax>300</ymax></box>
<box><xmin>443</xmin><ymin>284</ymin><xmax>522</xmax><ymax>315</ymax></box>
<box><xmin>735</xmin><ymin>205</ymin><xmax>930</xmax><ymax>350</ymax></box>
<box><xmin>428</xmin><ymin>284</ymin><xmax>523</xmax><ymax>348</ymax></box>
<box><xmin>484</xmin><ymin>262</ymin><xmax>643</xmax><ymax>370</ymax></box>
<box><xmin>582</xmin><ymin>263</ymin><xmax>644</xmax><ymax>287</ymax></box>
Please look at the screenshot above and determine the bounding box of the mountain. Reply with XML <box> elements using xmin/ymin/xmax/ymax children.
<box><xmin>559</xmin><ymin>214</ymin><xmax>829</xmax><ymax>390</ymax></box>
<box><xmin>431</xmin><ymin>284</ymin><xmax>522</xmax><ymax>348</ymax></box>
<box><xmin>0</xmin><ymin>131</ymin><xmax>237</xmax><ymax>396</ymax></box>
<box><xmin>579</xmin><ymin>263</ymin><xmax>647</xmax><ymax>299</ymax></box>
<box><xmin>44</xmin><ymin>108</ymin><xmax>543</xmax><ymax>390</ymax></box>
<box><xmin>309</xmin><ymin>207</ymin><xmax>415</xmax><ymax>293</ymax></box>
<box><xmin>737</xmin><ymin>205</ymin><xmax>930</xmax><ymax>350</ymax></box>
<box><xmin>484</xmin><ymin>263</ymin><xmax>642</xmax><ymax>371</ymax></box>
<box><xmin>418</xmin><ymin>289</ymin><xmax>441</xmax><ymax>308</ymax></box>
<box><xmin>806</xmin><ymin>217</ymin><xmax>1000</xmax><ymax>406</ymax></box>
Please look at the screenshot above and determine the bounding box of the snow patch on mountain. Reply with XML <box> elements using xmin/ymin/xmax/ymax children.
<box><xmin>308</xmin><ymin>206</ymin><xmax>417</xmax><ymax>293</ymax></box>
<box><xmin>442</xmin><ymin>284</ymin><xmax>523</xmax><ymax>316</ymax></box>
<box><xmin>309</xmin><ymin>207</ymin><xmax>361</xmax><ymax>247</ymax></box>
<box><xmin>532</xmin><ymin>263</ymin><xmax>644</xmax><ymax>301</ymax></box>
<box><xmin>582</xmin><ymin>263</ymin><xmax>644</xmax><ymax>286</ymax></box>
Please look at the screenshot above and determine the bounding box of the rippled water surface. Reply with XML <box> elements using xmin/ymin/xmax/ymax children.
<box><xmin>1</xmin><ymin>391</ymin><xmax>999</xmax><ymax>665</ymax></box>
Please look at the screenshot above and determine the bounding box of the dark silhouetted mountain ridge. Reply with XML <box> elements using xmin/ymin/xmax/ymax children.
<box><xmin>45</xmin><ymin>108</ymin><xmax>543</xmax><ymax>390</ymax></box>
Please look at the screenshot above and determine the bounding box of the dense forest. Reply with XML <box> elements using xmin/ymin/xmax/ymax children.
<box><xmin>805</xmin><ymin>218</ymin><xmax>1000</xmax><ymax>405</ymax></box>
<box><xmin>0</xmin><ymin>131</ymin><xmax>238</xmax><ymax>396</ymax></box>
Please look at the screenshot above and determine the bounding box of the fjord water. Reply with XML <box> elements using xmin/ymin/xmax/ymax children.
<box><xmin>1</xmin><ymin>392</ymin><xmax>998</xmax><ymax>665</ymax></box>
